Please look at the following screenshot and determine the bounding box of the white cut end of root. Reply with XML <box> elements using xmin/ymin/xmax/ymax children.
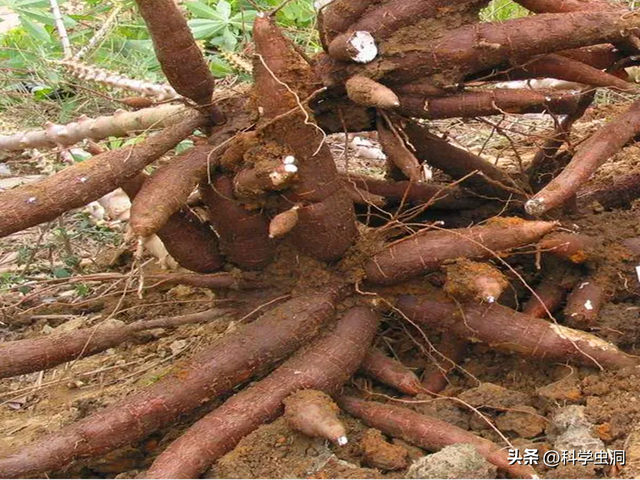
<box><xmin>27</xmin><ymin>197</ymin><xmax>37</xmax><ymax>204</ymax></box>
<box><xmin>584</xmin><ymin>300</ymin><xmax>594</xmax><ymax>311</ymax></box>
<box><xmin>284</xmin><ymin>155</ymin><xmax>296</xmax><ymax>165</ymax></box>
<box><xmin>284</xmin><ymin>164</ymin><xmax>298</xmax><ymax>174</ymax></box>
<box><xmin>525</xmin><ymin>197</ymin><xmax>546</xmax><ymax>216</ymax></box>
<box><xmin>485</xmin><ymin>296</ymin><xmax>496</xmax><ymax>304</ymax></box>
<box><xmin>336</xmin><ymin>436</ymin><xmax>349</xmax><ymax>446</ymax></box>
<box><xmin>349</xmin><ymin>31</ymin><xmax>378</xmax><ymax>64</ymax></box>
<box><xmin>635</xmin><ymin>266</ymin><xmax>640</xmax><ymax>284</ymax></box>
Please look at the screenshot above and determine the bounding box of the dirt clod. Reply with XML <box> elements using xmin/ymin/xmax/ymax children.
<box><xmin>360</xmin><ymin>428</ymin><xmax>409</xmax><ymax>471</ymax></box>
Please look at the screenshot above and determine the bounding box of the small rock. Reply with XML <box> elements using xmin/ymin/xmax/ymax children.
<box><xmin>360</xmin><ymin>428</ymin><xmax>408</xmax><ymax>471</ymax></box>
<box><xmin>405</xmin><ymin>444</ymin><xmax>497</xmax><ymax>479</ymax></box>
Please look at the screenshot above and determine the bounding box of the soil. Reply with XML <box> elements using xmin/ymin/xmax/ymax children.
<box><xmin>1</xmin><ymin>100</ymin><xmax>640</xmax><ymax>479</ymax></box>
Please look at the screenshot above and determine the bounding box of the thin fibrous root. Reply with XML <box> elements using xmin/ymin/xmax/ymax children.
<box><xmin>365</xmin><ymin>218</ymin><xmax>556</xmax><ymax>285</ymax></box>
<box><xmin>338</xmin><ymin>396</ymin><xmax>537</xmax><ymax>479</ymax></box>
<box><xmin>0</xmin><ymin>115</ymin><xmax>205</xmax><ymax>239</ymax></box>
<box><xmin>0</xmin><ymin>309</ymin><xmax>227</xmax><ymax>379</ymax></box>
<box><xmin>283</xmin><ymin>390</ymin><xmax>348</xmax><ymax>446</ymax></box>
<box><xmin>0</xmin><ymin>104</ymin><xmax>193</xmax><ymax>151</ymax></box>
<box><xmin>146</xmin><ymin>306</ymin><xmax>379</xmax><ymax>478</ymax></box>
<box><xmin>397</xmin><ymin>294</ymin><xmax>638</xmax><ymax>369</ymax></box>
<box><xmin>526</xmin><ymin>98</ymin><xmax>640</xmax><ymax>216</ymax></box>
<box><xmin>0</xmin><ymin>290</ymin><xmax>341</xmax><ymax>478</ymax></box>
<box><xmin>360</xmin><ymin>347</ymin><xmax>423</xmax><ymax>396</ymax></box>
<box><xmin>58</xmin><ymin>60</ymin><xmax>179</xmax><ymax>100</ymax></box>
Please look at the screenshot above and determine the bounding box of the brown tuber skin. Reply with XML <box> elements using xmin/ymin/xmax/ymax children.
<box><xmin>0</xmin><ymin>309</ymin><xmax>225</xmax><ymax>379</ymax></box>
<box><xmin>522</xmin><ymin>263</ymin><xmax>581</xmax><ymax>318</ymax></box>
<box><xmin>398</xmin><ymin>89</ymin><xmax>580</xmax><ymax>120</ymax></box>
<box><xmin>404</xmin><ymin>121</ymin><xmax>525</xmax><ymax>199</ymax></box>
<box><xmin>492</xmin><ymin>53</ymin><xmax>632</xmax><ymax>90</ymax></box>
<box><xmin>146</xmin><ymin>306</ymin><xmax>380</xmax><ymax>478</ymax></box>
<box><xmin>134</xmin><ymin>0</ymin><xmax>223</xmax><ymax>122</ymax></box>
<box><xmin>200</xmin><ymin>175</ymin><xmax>275</xmax><ymax>270</ymax></box>
<box><xmin>365</xmin><ymin>218</ymin><xmax>556</xmax><ymax>285</ymax></box>
<box><xmin>360</xmin><ymin>347</ymin><xmax>424</xmax><ymax>396</ymax></box>
<box><xmin>0</xmin><ymin>290</ymin><xmax>341</xmax><ymax>478</ymax></box>
<box><xmin>397</xmin><ymin>294</ymin><xmax>638</xmax><ymax>369</ymax></box>
<box><xmin>538</xmin><ymin>232</ymin><xmax>596</xmax><ymax>263</ymax></box>
<box><xmin>341</xmin><ymin>173</ymin><xmax>478</xmax><ymax>210</ymax></box>
<box><xmin>527</xmin><ymin>99</ymin><xmax>640</xmax><ymax>216</ymax></box>
<box><xmin>122</xmin><ymin>174</ymin><xmax>224</xmax><ymax>273</ymax></box>
<box><xmin>376</xmin><ymin>115</ymin><xmax>423</xmax><ymax>183</ymax></box>
<box><xmin>346</xmin><ymin>75</ymin><xmax>400</xmax><ymax>109</ymax></box>
<box><xmin>564</xmin><ymin>278</ymin><xmax>607</xmax><ymax>325</ymax></box>
<box><xmin>283</xmin><ymin>390</ymin><xmax>348</xmax><ymax>445</ymax></box>
<box><xmin>130</xmin><ymin>145</ymin><xmax>221</xmax><ymax>238</ymax></box>
<box><xmin>338</xmin><ymin>396</ymin><xmax>537</xmax><ymax>479</ymax></box>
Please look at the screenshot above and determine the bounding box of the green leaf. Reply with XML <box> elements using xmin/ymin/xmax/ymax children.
<box><xmin>216</xmin><ymin>0</ymin><xmax>231</xmax><ymax>20</ymax></box>
<box><xmin>19</xmin><ymin>15</ymin><xmax>51</xmax><ymax>43</ymax></box>
<box><xmin>188</xmin><ymin>18</ymin><xmax>226</xmax><ymax>39</ymax></box>
<box><xmin>184</xmin><ymin>1</ymin><xmax>221</xmax><ymax>20</ymax></box>
<box><xmin>53</xmin><ymin>267</ymin><xmax>71</xmax><ymax>278</ymax></box>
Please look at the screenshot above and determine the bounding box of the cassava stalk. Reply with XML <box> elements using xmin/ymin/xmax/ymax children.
<box><xmin>0</xmin><ymin>104</ymin><xmax>195</xmax><ymax>151</ymax></box>
<box><xmin>59</xmin><ymin>60</ymin><xmax>179</xmax><ymax>100</ymax></box>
